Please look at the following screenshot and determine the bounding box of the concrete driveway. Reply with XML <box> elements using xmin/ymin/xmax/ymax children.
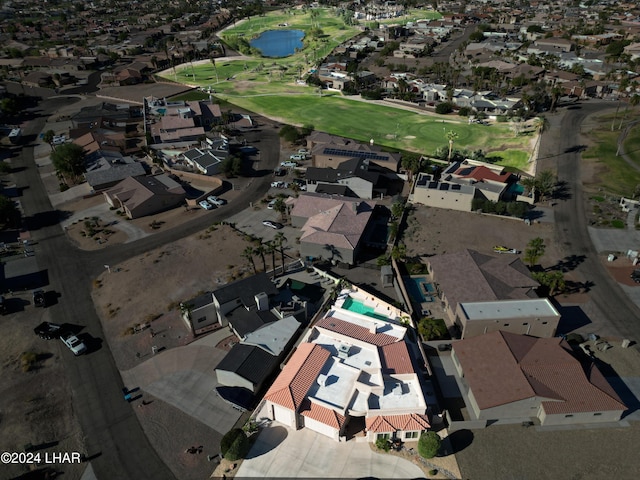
<box><xmin>237</xmin><ymin>426</ymin><xmax>425</xmax><ymax>478</ymax></box>
<box><xmin>121</xmin><ymin>330</ymin><xmax>242</xmax><ymax>434</ymax></box>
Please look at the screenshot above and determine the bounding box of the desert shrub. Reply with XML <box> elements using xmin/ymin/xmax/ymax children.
<box><xmin>418</xmin><ymin>431</ymin><xmax>441</xmax><ymax>459</ymax></box>
<box><xmin>375</xmin><ymin>437</ymin><xmax>391</xmax><ymax>451</ymax></box>
<box><xmin>220</xmin><ymin>428</ymin><xmax>249</xmax><ymax>461</ymax></box>
<box><xmin>21</xmin><ymin>352</ymin><xmax>38</xmax><ymax>372</ymax></box>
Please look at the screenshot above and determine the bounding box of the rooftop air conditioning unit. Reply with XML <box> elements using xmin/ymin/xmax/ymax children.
<box><xmin>338</xmin><ymin>344</ymin><xmax>351</xmax><ymax>359</ymax></box>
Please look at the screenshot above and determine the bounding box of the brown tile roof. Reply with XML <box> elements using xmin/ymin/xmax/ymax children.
<box><xmin>299</xmin><ymin>201</ymin><xmax>374</xmax><ymax>250</ymax></box>
<box><xmin>454</xmin><ymin>331</ymin><xmax>626</xmax><ymax>414</ymax></box>
<box><xmin>300</xmin><ymin>399</ymin><xmax>347</xmax><ymax>430</ymax></box>
<box><xmin>427</xmin><ymin>249</ymin><xmax>538</xmax><ymax>310</ymax></box>
<box><xmin>380</xmin><ymin>341</ymin><xmax>414</xmax><ymax>374</ymax></box>
<box><xmin>316</xmin><ymin>316</ymin><xmax>398</xmax><ymax>347</ymax></box>
<box><xmin>366</xmin><ymin>413</ymin><xmax>430</xmax><ymax>433</ymax></box>
<box><xmin>454</xmin><ymin>165</ymin><xmax>511</xmax><ymax>184</ymax></box>
<box><xmin>264</xmin><ymin>343</ymin><xmax>330</xmax><ymax>411</ymax></box>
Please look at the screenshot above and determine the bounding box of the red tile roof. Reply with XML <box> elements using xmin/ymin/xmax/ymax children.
<box><xmin>366</xmin><ymin>413</ymin><xmax>430</xmax><ymax>433</ymax></box>
<box><xmin>316</xmin><ymin>316</ymin><xmax>399</xmax><ymax>346</ymax></box>
<box><xmin>264</xmin><ymin>343</ymin><xmax>330</xmax><ymax>410</ymax></box>
<box><xmin>380</xmin><ymin>342</ymin><xmax>414</xmax><ymax>374</ymax></box>
<box><xmin>454</xmin><ymin>331</ymin><xmax>626</xmax><ymax>414</ymax></box>
<box><xmin>454</xmin><ymin>165</ymin><xmax>511</xmax><ymax>183</ymax></box>
<box><xmin>300</xmin><ymin>399</ymin><xmax>347</xmax><ymax>430</ymax></box>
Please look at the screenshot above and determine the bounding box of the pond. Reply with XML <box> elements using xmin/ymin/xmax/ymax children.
<box><xmin>250</xmin><ymin>30</ymin><xmax>305</xmax><ymax>58</ymax></box>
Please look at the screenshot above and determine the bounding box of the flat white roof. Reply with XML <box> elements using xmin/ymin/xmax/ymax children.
<box><xmin>377</xmin><ymin>377</ymin><xmax>426</xmax><ymax>410</ymax></box>
<box><xmin>307</xmin><ymin>357</ymin><xmax>360</xmax><ymax>410</ymax></box>
<box><xmin>312</xmin><ymin>332</ymin><xmax>381</xmax><ymax>371</ymax></box>
<box><xmin>460</xmin><ymin>298</ymin><xmax>559</xmax><ymax>321</ymax></box>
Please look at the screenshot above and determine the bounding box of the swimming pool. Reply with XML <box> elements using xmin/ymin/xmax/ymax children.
<box><xmin>342</xmin><ymin>297</ymin><xmax>389</xmax><ymax>321</ymax></box>
<box><xmin>404</xmin><ymin>276</ymin><xmax>435</xmax><ymax>303</ymax></box>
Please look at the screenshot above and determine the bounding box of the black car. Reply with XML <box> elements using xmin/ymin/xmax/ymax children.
<box><xmin>33</xmin><ymin>289</ymin><xmax>46</xmax><ymax>307</ymax></box>
<box><xmin>631</xmin><ymin>269</ymin><xmax>640</xmax><ymax>283</ymax></box>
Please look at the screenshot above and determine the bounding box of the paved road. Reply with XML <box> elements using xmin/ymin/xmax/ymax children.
<box><xmin>15</xmin><ymin>96</ymin><xmax>281</xmax><ymax>479</ymax></box>
<box><xmin>539</xmin><ymin>101</ymin><xmax>640</xmax><ymax>340</ymax></box>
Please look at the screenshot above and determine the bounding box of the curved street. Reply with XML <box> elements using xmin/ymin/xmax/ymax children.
<box><xmin>539</xmin><ymin>100</ymin><xmax>640</xmax><ymax>340</ymax></box>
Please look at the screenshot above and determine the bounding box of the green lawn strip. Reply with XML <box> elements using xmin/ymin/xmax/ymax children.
<box><xmin>583</xmin><ymin>128</ymin><xmax>640</xmax><ymax>197</ymax></box>
<box><xmin>623</xmin><ymin>123</ymin><xmax>640</xmax><ymax>166</ymax></box>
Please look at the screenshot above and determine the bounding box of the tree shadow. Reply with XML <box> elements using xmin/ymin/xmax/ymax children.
<box><xmin>545</xmin><ymin>254</ymin><xmax>586</xmax><ymax>273</ymax></box>
<box><xmin>553</xmin><ymin>180</ymin><xmax>572</xmax><ymax>201</ymax></box>
<box><xmin>564</xmin><ymin>144</ymin><xmax>587</xmax><ymax>154</ymax></box>
<box><xmin>245</xmin><ymin>426</ymin><xmax>288</xmax><ymax>459</ymax></box>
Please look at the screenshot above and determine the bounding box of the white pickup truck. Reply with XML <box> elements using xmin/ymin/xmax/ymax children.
<box><xmin>61</xmin><ymin>334</ymin><xmax>87</xmax><ymax>356</ymax></box>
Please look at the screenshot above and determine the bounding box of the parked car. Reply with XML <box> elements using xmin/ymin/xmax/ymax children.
<box><xmin>61</xmin><ymin>333</ymin><xmax>87</xmax><ymax>356</ymax></box>
<box><xmin>631</xmin><ymin>269</ymin><xmax>640</xmax><ymax>283</ymax></box>
<box><xmin>207</xmin><ymin>196</ymin><xmax>226</xmax><ymax>206</ymax></box>
<box><xmin>199</xmin><ymin>200</ymin><xmax>214</xmax><ymax>210</ymax></box>
<box><xmin>267</xmin><ymin>199</ymin><xmax>278</xmax><ymax>209</ymax></box>
<box><xmin>273</xmin><ymin>167</ymin><xmax>286</xmax><ymax>176</ymax></box>
<box><xmin>493</xmin><ymin>245</ymin><xmax>519</xmax><ymax>254</ymax></box>
<box><xmin>33</xmin><ymin>290</ymin><xmax>46</xmax><ymax>307</ymax></box>
<box><xmin>280</xmin><ymin>161</ymin><xmax>298</xmax><ymax>168</ymax></box>
<box><xmin>292</xmin><ymin>179</ymin><xmax>307</xmax><ymax>190</ymax></box>
<box><xmin>34</xmin><ymin>321</ymin><xmax>64</xmax><ymax>340</ymax></box>
<box><xmin>289</xmin><ymin>154</ymin><xmax>305</xmax><ymax>161</ymax></box>
<box><xmin>298</xmin><ymin>149</ymin><xmax>309</xmax><ymax>155</ymax></box>
<box><xmin>263</xmin><ymin>220</ymin><xmax>284</xmax><ymax>229</ymax></box>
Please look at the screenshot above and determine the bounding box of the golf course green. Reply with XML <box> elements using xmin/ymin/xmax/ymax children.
<box><xmin>161</xmin><ymin>8</ymin><xmax>535</xmax><ymax>172</ymax></box>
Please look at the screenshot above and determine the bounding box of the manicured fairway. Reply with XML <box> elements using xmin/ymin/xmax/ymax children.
<box><xmin>162</xmin><ymin>8</ymin><xmax>533</xmax><ymax>168</ymax></box>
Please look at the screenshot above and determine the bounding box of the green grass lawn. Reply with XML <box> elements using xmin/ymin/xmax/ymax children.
<box><xmin>582</xmin><ymin>118</ymin><xmax>640</xmax><ymax>197</ymax></box>
<box><xmin>161</xmin><ymin>8</ymin><xmax>533</xmax><ymax>170</ymax></box>
<box><xmin>623</xmin><ymin>123</ymin><xmax>640</xmax><ymax>166</ymax></box>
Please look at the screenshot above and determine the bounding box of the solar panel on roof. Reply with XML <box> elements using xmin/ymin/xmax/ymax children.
<box><xmin>428</xmin><ymin>182</ymin><xmax>438</xmax><ymax>188</ymax></box>
<box><xmin>439</xmin><ymin>183</ymin><xmax>449</xmax><ymax>190</ymax></box>
<box><xmin>452</xmin><ymin>184</ymin><xmax>461</xmax><ymax>190</ymax></box>
<box><xmin>323</xmin><ymin>148</ymin><xmax>389</xmax><ymax>162</ymax></box>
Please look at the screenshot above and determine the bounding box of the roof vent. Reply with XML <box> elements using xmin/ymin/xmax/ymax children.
<box><xmin>338</xmin><ymin>343</ymin><xmax>351</xmax><ymax>359</ymax></box>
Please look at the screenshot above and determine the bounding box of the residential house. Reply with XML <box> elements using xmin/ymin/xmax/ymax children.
<box><xmin>305</xmin><ymin>157</ymin><xmax>390</xmax><ymax>199</ymax></box>
<box><xmin>286</xmin><ymin>193</ymin><xmax>376</xmax><ymax>265</ymax></box>
<box><xmin>410</xmin><ymin>172</ymin><xmax>476</xmax><ymax>212</ymax></box>
<box><xmin>450</xmin><ymin>331</ymin><xmax>626</xmax><ymax>426</ymax></box>
<box><xmin>215</xmin><ymin>315</ymin><xmax>301</xmax><ymax>394</ymax></box>
<box><xmin>263</xmin><ymin>289</ymin><xmax>429</xmax><ymax>442</ymax></box>
<box><xmin>410</xmin><ymin>159</ymin><xmax>527</xmax><ymax>212</ymax></box>
<box><xmin>83</xmin><ymin>150</ymin><xmax>147</xmax><ymax>191</ymax></box>
<box><xmin>307</xmin><ymin>133</ymin><xmax>401</xmax><ymax>173</ymax></box>
<box><xmin>103</xmin><ymin>174</ymin><xmax>186</xmax><ymax>219</ymax></box>
<box><xmin>424</xmin><ymin>249</ymin><xmax>539</xmax><ymax>327</ymax></box>
<box><xmin>181</xmin><ymin>147</ymin><xmax>225</xmax><ymax>175</ymax></box>
<box><xmin>455</xmin><ymin>298</ymin><xmax>561</xmax><ymax>339</ymax></box>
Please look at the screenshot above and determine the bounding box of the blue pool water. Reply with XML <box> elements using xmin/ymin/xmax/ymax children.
<box><xmin>404</xmin><ymin>277</ymin><xmax>435</xmax><ymax>303</ymax></box>
<box><xmin>342</xmin><ymin>297</ymin><xmax>389</xmax><ymax>321</ymax></box>
<box><xmin>250</xmin><ymin>30</ymin><xmax>304</xmax><ymax>58</ymax></box>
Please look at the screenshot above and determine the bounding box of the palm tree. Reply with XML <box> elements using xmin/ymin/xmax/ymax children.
<box><xmin>273</xmin><ymin>232</ymin><xmax>287</xmax><ymax>276</ymax></box>
<box><xmin>530</xmin><ymin>116</ymin><xmax>549</xmax><ymax>164</ymax></box>
<box><xmin>520</xmin><ymin>176</ymin><xmax>537</xmax><ymax>198</ymax></box>
<box><xmin>524</xmin><ymin>237</ymin><xmax>546</xmax><ymax>268</ymax></box>
<box><xmin>210</xmin><ymin>56</ymin><xmax>219</xmax><ymax>83</ymax></box>
<box><xmin>265</xmin><ymin>240</ymin><xmax>276</xmax><ymax>276</ymax></box>
<box><xmin>446</xmin><ymin>130</ymin><xmax>458</xmax><ymax>162</ymax></box>
<box><xmin>242</xmin><ymin>246</ymin><xmax>257</xmax><ymax>274</ymax></box>
<box><xmin>254</xmin><ymin>243</ymin><xmax>267</xmax><ymax>272</ymax></box>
